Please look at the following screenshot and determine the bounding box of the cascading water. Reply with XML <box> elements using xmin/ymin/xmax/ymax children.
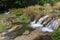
<box><xmin>41</xmin><ymin>19</ymin><xmax>54</xmax><ymax>32</ymax></box>
<box><xmin>29</xmin><ymin>15</ymin><xmax>49</xmax><ymax>28</ymax></box>
<box><xmin>42</xmin><ymin>19</ymin><xmax>60</xmax><ymax>32</ymax></box>
<box><xmin>29</xmin><ymin>15</ymin><xmax>60</xmax><ymax>32</ymax></box>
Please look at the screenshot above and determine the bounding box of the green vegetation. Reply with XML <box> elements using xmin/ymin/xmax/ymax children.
<box><xmin>51</xmin><ymin>28</ymin><xmax>60</xmax><ymax>40</ymax></box>
<box><xmin>0</xmin><ymin>23</ymin><xmax>10</xmax><ymax>32</ymax></box>
<box><xmin>14</xmin><ymin>14</ymin><xmax>31</xmax><ymax>23</ymax></box>
<box><xmin>0</xmin><ymin>8</ymin><xmax>31</xmax><ymax>32</ymax></box>
<box><xmin>0</xmin><ymin>24</ymin><xmax>5</xmax><ymax>32</ymax></box>
<box><xmin>0</xmin><ymin>0</ymin><xmax>60</xmax><ymax>8</ymax></box>
<box><xmin>10</xmin><ymin>8</ymin><xmax>23</xmax><ymax>15</ymax></box>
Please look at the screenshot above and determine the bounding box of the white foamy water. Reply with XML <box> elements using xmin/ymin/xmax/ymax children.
<box><xmin>41</xmin><ymin>27</ymin><xmax>53</xmax><ymax>32</ymax></box>
<box><xmin>29</xmin><ymin>20</ymin><xmax>43</xmax><ymax>28</ymax></box>
<box><xmin>37</xmin><ymin>15</ymin><xmax>49</xmax><ymax>24</ymax></box>
<box><xmin>29</xmin><ymin>15</ymin><xmax>49</xmax><ymax>28</ymax></box>
<box><xmin>29</xmin><ymin>15</ymin><xmax>60</xmax><ymax>32</ymax></box>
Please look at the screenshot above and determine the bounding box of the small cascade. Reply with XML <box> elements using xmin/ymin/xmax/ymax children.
<box><xmin>29</xmin><ymin>15</ymin><xmax>49</xmax><ymax>29</ymax></box>
<box><xmin>42</xmin><ymin>19</ymin><xmax>60</xmax><ymax>32</ymax></box>
<box><xmin>41</xmin><ymin>19</ymin><xmax>55</xmax><ymax>32</ymax></box>
<box><xmin>29</xmin><ymin>20</ymin><xmax>43</xmax><ymax>28</ymax></box>
<box><xmin>37</xmin><ymin>15</ymin><xmax>49</xmax><ymax>24</ymax></box>
<box><xmin>29</xmin><ymin>15</ymin><xmax>60</xmax><ymax>32</ymax></box>
<box><xmin>51</xmin><ymin>19</ymin><xmax>60</xmax><ymax>29</ymax></box>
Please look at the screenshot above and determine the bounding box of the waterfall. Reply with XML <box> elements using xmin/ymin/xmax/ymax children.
<box><xmin>37</xmin><ymin>15</ymin><xmax>49</xmax><ymax>24</ymax></box>
<box><xmin>41</xmin><ymin>19</ymin><xmax>55</xmax><ymax>32</ymax></box>
<box><xmin>29</xmin><ymin>15</ymin><xmax>49</xmax><ymax>29</ymax></box>
<box><xmin>51</xmin><ymin>19</ymin><xmax>60</xmax><ymax>29</ymax></box>
<box><xmin>41</xmin><ymin>19</ymin><xmax>60</xmax><ymax>32</ymax></box>
<box><xmin>29</xmin><ymin>15</ymin><xmax>60</xmax><ymax>32</ymax></box>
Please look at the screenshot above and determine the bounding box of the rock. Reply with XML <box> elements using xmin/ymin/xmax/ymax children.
<box><xmin>43</xmin><ymin>16</ymin><xmax>52</xmax><ymax>26</ymax></box>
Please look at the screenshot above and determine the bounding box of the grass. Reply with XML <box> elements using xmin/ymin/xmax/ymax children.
<box><xmin>0</xmin><ymin>24</ymin><xmax>6</xmax><ymax>32</ymax></box>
